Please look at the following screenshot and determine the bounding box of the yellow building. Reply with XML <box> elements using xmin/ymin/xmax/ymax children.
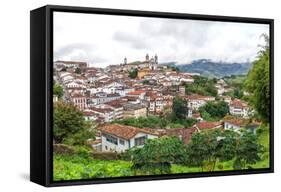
<box><xmin>123</xmin><ymin>104</ymin><xmax>147</xmax><ymax>119</ymax></box>
<box><xmin>137</xmin><ymin>68</ymin><xmax>151</xmax><ymax>79</ymax></box>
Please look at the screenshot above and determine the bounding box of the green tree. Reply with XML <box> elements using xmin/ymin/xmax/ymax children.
<box><xmin>186</xmin><ymin>129</ymin><xmax>239</xmax><ymax>171</ymax></box>
<box><xmin>185</xmin><ymin>76</ymin><xmax>218</xmax><ymax>97</ymax></box>
<box><xmin>53</xmin><ymin>83</ymin><xmax>64</xmax><ymax>98</ymax></box>
<box><xmin>199</xmin><ymin>101</ymin><xmax>229</xmax><ymax>121</ymax></box>
<box><xmin>114</xmin><ymin>116</ymin><xmax>169</xmax><ymax>129</ymax></box>
<box><xmin>53</xmin><ymin>101</ymin><xmax>94</xmax><ymax>144</ymax></box>
<box><xmin>130</xmin><ymin>137</ymin><xmax>187</xmax><ymax>175</ymax></box>
<box><xmin>143</xmin><ymin>80</ymin><xmax>149</xmax><ymax>85</ymax></box>
<box><xmin>244</xmin><ymin>34</ymin><xmax>270</xmax><ymax>123</ymax></box>
<box><xmin>233</xmin><ymin>131</ymin><xmax>262</xmax><ymax>169</ymax></box>
<box><xmin>128</xmin><ymin>69</ymin><xmax>138</xmax><ymax>78</ymax></box>
<box><xmin>75</xmin><ymin>67</ymin><xmax>81</xmax><ymax>74</ymax></box>
<box><xmin>233</xmin><ymin>88</ymin><xmax>244</xmax><ymax>99</ymax></box>
<box><xmin>172</xmin><ymin>97</ymin><xmax>188</xmax><ymax>121</ymax></box>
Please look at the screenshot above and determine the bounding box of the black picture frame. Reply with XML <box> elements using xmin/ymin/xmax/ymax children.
<box><xmin>30</xmin><ymin>4</ymin><xmax>274</xmax><ymax>187</ymax></box>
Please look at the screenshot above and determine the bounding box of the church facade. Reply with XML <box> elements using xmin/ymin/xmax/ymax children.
<box><xmin>121</xmin><ymin>54</ymin><xmax>158</xmax><ymax>71</ymax></box>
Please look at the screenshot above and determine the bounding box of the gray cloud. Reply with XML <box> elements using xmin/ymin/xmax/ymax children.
<box><xmin>113</xmin><ymin>31</ymin><xmax>149</xmax><ymax>49</ymax></box>
<box><xmin>54</xmin><ymin>12</ymin><xmax>269</xmax><ymax>67</ymax></box>
<box><xmin>54</xmin><ymin>43</ymin><xmax>94</xmax><ymax>59</ymax></box>
<box><xmin>54</xmin><ymin>43</ymin><xmax>109</xmax><ymax>65</ymax></box>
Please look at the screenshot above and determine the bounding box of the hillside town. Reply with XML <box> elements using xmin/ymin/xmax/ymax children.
<box><xmin>53</xmin><ymin>54</ymin><xmax>260</xmax><ymax>153</ymax></box>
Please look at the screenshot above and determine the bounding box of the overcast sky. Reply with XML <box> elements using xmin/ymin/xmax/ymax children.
<box><xmin>54</xmin><ymin>12</ymin><xmax>269</xmax><ymax>68</ymax></box>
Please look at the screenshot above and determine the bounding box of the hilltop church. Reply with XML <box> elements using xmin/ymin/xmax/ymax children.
<box><xmin>121</xmin><ymin>53</ymin><xmax>158</xmax><ymax>71</ymax></box>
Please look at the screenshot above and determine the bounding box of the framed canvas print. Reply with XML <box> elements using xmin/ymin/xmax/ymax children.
<box><xmin>30</xmin><ymin>5</ymin><xmax>274</xmax><ymax>187</ymax></box>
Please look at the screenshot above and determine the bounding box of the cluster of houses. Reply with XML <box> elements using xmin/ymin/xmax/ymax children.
<box><xmin>90</xmin><ymin>118</ymin><xmax>260</xmax><ymax>152</ymax></box>
<box><xmin>54</xmin><ymin>55</ymin><xmax>258</xmax><ymax>153</ymax></box>
<box><xmin>54</xmin><ymin>55</ymin><xmax>196</xmax><ymax>123</ymax></box>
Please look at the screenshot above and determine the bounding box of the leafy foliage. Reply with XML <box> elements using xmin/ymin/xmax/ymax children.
<box><xmin>186</xmin><ymin>129</ymin><xmax>262</xmax><ymax>171</ymax></box>
<box><xmin>199</xmin><ymin>101</ymin><xmax>229</xmax><ymax>121</ymax></box>
<box><xmin>185</xmin><ymin>76</ymin><xmax>218</xmax><ymax>97</ymax></box>
<box><xmin>142</xmin><ymin>79</ymin><xmax>150</xmax><ymax>85</ymax></box>
<box><xmin>114</xmin><ymin>116</ymin><xmax>169</xmax><ymax>129</ymax></box>
<box><xmin>53</xmin><ymin>101</ymin><xmax>95</xmax><ymax>144</ymax></box>
<box><xmin>233</xmin><ymin>131</ymin><xmax>263</xmax><ymax>169</ymax></box>
<box><xmin>53</xmin><ymin>154</ymin><xmax>133</xmax><ymax>180</ymax></box>
<box><xmin>171</xmin><ymin>96</ymin><xmax>189</xmax><ymax>120</ymax></box>
<box><xmin>114</xmin><ymin>114</ymin><xmax>197</xmax><ymax>129</ymax></box>
<box><xmin>75</xmin><ymin>67</ymin><xmax>81</xmax><ymax>74</ymax></box>
<box><xmin>186</xmin><ymin>130</ymin><xmax>234</xmax><ymax>171</ymax></box>
<box><xmin>130</xmin><ymin>137</ymin><xmax>188</xmax><ymax>174</ymax></box>
<box><xmin>128</xmin><ymin>68</ymin><xmax>138</xmax><ymax>78</ymax></box>
<box><xmin>244</xmin><ymin>34</ymin><xmax>270</xmax><ymax>123</ymax></box>
<box><xmin>53</xmin><ymin>83</ymin><xmax>64</xmax><ymax>98</ymax></box>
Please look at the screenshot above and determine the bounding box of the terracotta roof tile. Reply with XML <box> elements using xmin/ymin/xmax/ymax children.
<box><xmin>195</xmin><ymin>121</ymin><xmax>222</xmax><ymax>130</ymax></box>
<box><xmin>98</xmin><ymin>124</ymin><xmax>159</xmax><ymax>140</ymax></box>
<box><xmin>224</xmin><ymin>119</ymin><xmax>247</xmax><ymax>127</ymax></box>
<box><xmin>230</xmin><ymin>99</ymin><xmax>248</xmax><ymax>108</ymax></box>
<box><xmin>128</xmin><ymin>90</ymin><xmax>146</xmax><ymax>95</ymax></box>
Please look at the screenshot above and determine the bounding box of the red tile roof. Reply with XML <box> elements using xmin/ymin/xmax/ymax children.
<box><xmin>128</xmin><ymin>90</ymin><xmax>146</xmax><ymax>95</ymax></box>
<box><xmin>195</xmin><ymin>121</ymin><xmax>222</xmax><ymax>130</ymax></box>
<box><xmin>224</xmin><ymin>119</ymin><xmax>247</xmax><ymax>127</ymax></box>
<box><xmin>230</xmin><ymin>99</ymin><xmax>248</xmax><ymax>108</ymax></box>
<box><xmin>162</xmin><ymin>127</ymin><xmax>197</xmax><ymax>144</ymax></box>
<box><xmin>83</xmin><ymin>111</ymin><xmax>95</xmax><ymax>116</ymax></box>
<box><xmin>185</xmin><ymin>94</ymin><xmax>215</xmax><ymax>100</ymax></box>
<box><xmin>98</xmin><ymin>124</ymin><xmax>159</xmax><ymax>140</ymax></box>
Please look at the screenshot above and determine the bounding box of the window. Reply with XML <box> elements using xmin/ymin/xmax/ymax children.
<box><xmin>135</xmin><ymin>136</ymin><xmax>147</xmax><ymax>146</ymax></box>
<box><xmin>119</xmin><ymin>139</ymin><xmax>125</xmax><ymax>145</ymax></box>
<box><xmin>104</xmin><ymin>133</ymin><xmax>118</xmax><ymax>145</ymax></box>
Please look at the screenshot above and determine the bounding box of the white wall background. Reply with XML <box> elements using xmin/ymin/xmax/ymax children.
<box><xmin>0</xmin><ymin>0</ymin><xmax>279</xmax><ymax>191</ymax></box>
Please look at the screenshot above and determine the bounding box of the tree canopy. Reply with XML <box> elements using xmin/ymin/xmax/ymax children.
<box><xmin>199</xmin><ymin>101</ymin><xmax>229</xmax><ymax>121</ymax></box>
<box><xmin>53</xmin><ymin>83</ymin><xmax>64</xmax><ymax>99</ymax></box>
<box><xmin>185</xmin><ymin>76</ymin><xmax>218</xmax><ymax>97</ymax></box>
<box><xmin>53</xmin><ymin>101</ymin><xmax>95</xmax><ymax>145</ymax></box>
<box><xmin>128</xmin><ymin>69</ymin><xmax>138</xmax><ymax>79</ymax></box>
<box><xmin>186</xmin><ymin>129</ymin><xmax>262</xmax><ymax>171</ymax></box>
<box><xmin>244</xmin><ymin>34</ymin><xmax>270</xmax><ymax>123</ymax></box>
<box><xmin>233</xmin><ymin>131</ymin><xmax>262</xmax><ymax>169</ymax></box>
<box><xmin>172</xmin><ymin>96</ymin><xmax>188</xmax><ymax>120</ymax></box>
<box><xmin>75</xmin><ymin>67</ymin><xmax>81</xmax><ymax>74</ymax></box>
<box><xmin>130</xmin><ymin>136</ymin><xmax>187</xmax><ymax>174</ymax></box>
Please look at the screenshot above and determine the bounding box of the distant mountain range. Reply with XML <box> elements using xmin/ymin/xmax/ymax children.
<box><xmin>160</xmin><ymin>59</ymin><xmax>253</xmax><ymax>78</ymax></box>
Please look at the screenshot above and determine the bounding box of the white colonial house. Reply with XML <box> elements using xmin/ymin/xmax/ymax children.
<box><xmin>65</xmin><ymin>81</ymin><xmax>86</xmax><ymax>89</ymax></box>
<box><xmin>224</xmin><ymin>119</ymin><xmax>246</xmax><ymax>132</ymax></box>
<box><xmin>229</xmin><ymin>99</ymin><xmax>250</xmax><ymax>118</ymax></box>
<box><xmin>90</xmin><ymin>107</ymin><xmax>115</xmax><ymax>122</ymax></box>
<box><xmin>98</xmin><ymin>124</ymin><xmax>159</xmax><ymax>152</ymax></box>
<box><xmin>115</xmin><ymin>86</ymin><xmax>135</xmax><ymax>96</ymax></box>
<box><xmin>70</xmin><ymin>93</ymin><xmax>88</xmax><ymax>110</ymax></box>
<box><xmin>224</xmin><ymin>119</ymin><xmax>260</xmax><ymax>134</ymax></box>
<box><xmin>186</xmin><ymin>94</ymin><xmax>215</xmax><ymax>110</ymax></box>
<box><xmin>95</xmin><ymin>103</ymin><xmax>124</xmax><ymax>121</ymax></box>
<box><xmin>127</xmin><ymin>90</ymin><xmax>146</xmax><ymax>100</ymax></box>
<box><xmin>59</xmin><ymin>72</ymin><xmax>75</xmax><ymax>84</ymax></box>
<box><xmin>89</xmin><ymin>86</ymin><xmax>117</xmax><ymax>95</ymax></box>
<box><xmin>83</xmin><ymin>110</ymin><xmax>97</xmax><ymax>121</ymax></box>
<box><xmin>90</xmin><ymin>92</ymin><xmax>121</xmax><ymax>105</ymax></box>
